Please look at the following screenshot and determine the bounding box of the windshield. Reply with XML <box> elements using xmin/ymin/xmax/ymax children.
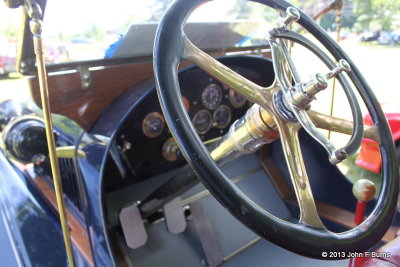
<box><xmin>42</xmin><ymin>0</ymin><xmax>276</xmax><ymax>63</ymax></box>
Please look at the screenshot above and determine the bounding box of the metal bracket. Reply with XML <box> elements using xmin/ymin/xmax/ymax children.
<box><xmin>79</xmin><ymin>66</ymin><xmax>91</xmax><ymax>90</ymax></box>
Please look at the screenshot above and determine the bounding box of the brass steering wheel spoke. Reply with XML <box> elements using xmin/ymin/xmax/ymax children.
<box><xmin>183</xmin><ymin>37</ymin><xmax>270</xmax><ymax>107</ymax></box>
<box><xmin>309</xmin><ymin>110</ymin><xmax>380</xmax><ymax>143</ymax></box>
<box><xmin>272</xmin><ymin>110</ymin><xmax>325</xmax><ymax>228</ymax></box>
<box><xmin>268</xmin><ymin>7</ymin><xmax>364</xmax><ymax>164</ymax></box>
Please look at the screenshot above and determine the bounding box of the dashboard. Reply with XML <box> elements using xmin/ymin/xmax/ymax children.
<box><xmin>102</xmin><ymin>56</ymin><xmax>275</xmax><ymax>190</ymax></box>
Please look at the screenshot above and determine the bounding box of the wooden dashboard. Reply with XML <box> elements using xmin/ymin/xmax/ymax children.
<box><xmin>28</xmin><ymin>48</ymin><xmax>271</xmax><ymax>131</ymax></box>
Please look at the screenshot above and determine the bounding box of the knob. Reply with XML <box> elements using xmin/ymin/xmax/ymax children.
<box><xmin>352</xmin><ymin>179</ymin><xmax>376</xmax><ymax>202</ymax></box>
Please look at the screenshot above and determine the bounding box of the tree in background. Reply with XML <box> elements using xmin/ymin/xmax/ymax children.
<box><xmin>320</xmin><ymin>0</ymin><xmax>357</xmax><ymax>30</ymax></box>
<box><xmin>352</xmin><ymin>0</ymin><xmax>400</xmax><ymax>31</ymax></box>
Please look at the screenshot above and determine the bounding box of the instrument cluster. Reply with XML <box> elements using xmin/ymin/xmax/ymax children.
<box><xmin>141</xmin><ymin>82</ymin><xmax>248</xmax><ymax>140</ymax></box>
<box><xmin>115</xmin><ymin>60</ymin><xmax>273</xmax><ymax>183</ymax></box>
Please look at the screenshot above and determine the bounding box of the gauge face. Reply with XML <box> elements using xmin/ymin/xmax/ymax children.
<box><xmin>142</xmin><ymin>112</ymin><xmax>165</xmax><ymax>138</ymax></box>
<box><xmin>229</xmin><ymin>89</ymin><xmax>247</xmax><ymax>108</ymax></box>
<box><xmin>201</xmin><ymin>83</ymin><xmax>222</xmax><ymax>110</ymax></box>
<box><xmin>192</xmin><ymin>109</ymin><xmax>212</xmax><ymax>135</ymax></box>
<box><xmin>213</xmin><ymin>105</ymin><xmax>231</xmax><ymax>129</ymax></box>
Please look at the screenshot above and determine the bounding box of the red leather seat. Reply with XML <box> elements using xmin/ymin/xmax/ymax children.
<box><xmin>361</xmin><ymin>236</ymin><xmax>400</xmax><ymax>266</ymax></box>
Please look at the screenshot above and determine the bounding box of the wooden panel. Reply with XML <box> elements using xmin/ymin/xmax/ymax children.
<box><xmin>26</xmin><ymin>174</ymin><xmax>94</xmax><ymax>266</ymax></box>
<box><xmin>29</xmin><ymin>61</ymin><xmax>154</xmax><ymax>131</ymax></box>
<box><xmin>28</xmin><ymin>50</ymin><xmax>272</xmax><ymax>132</ymax></box>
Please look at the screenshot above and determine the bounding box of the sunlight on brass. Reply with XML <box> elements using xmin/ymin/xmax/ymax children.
<box><xmin>308</xmin><ymin>110</ymin><xmax>380</xmax><ymax>143</ymax></box>
<box><xmin>184</xmin><ymin>39</ymin><xmax>268</xmax><ymax>108</ymax></box>
<box><xmin>185</xmin><ymin>35</ymin><xmax>326</xmax><ymax>228</ymax></box>
<box><xmin>56</xmin><ymin>146</ymin><xmax>86</xmax><ymax>159</ymax></box>
<box><xmin>25</xmin><ymin>1</ymin><xmax>75</xmax><ymax>266</ymax></box>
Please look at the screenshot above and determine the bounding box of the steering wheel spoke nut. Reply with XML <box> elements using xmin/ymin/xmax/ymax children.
<box><xmin>280</xmin><ymin>7</ymin><xmax>300</xmax><ymax>28</ymax></box>
<box><xmin>325</xmin><ymin>59</ymin><xmax>351</xmax><ymax>80</ymax></box>
<box><xmin>329</xmin><ymin>148</ymin><xmax>347</xmax><ymax>164</ymax></box>
<box><xmin>290</xmin><ymin>73</ymin><xmax>328</xmax><ymax>109</ymax></box>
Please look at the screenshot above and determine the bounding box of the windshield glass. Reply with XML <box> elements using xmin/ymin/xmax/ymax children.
<box><xmin>42</xmin><ymin>0</ymin><xmax>275</xmax><ymax>63</ymax></box>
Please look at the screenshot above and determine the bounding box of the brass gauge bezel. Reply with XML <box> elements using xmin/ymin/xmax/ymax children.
<box><xmin>192</xmin><ymin>109</ymin><xmax>212</xmax><ymax>135</ymax></box>
<box><xmin>162</xmin><ymin>137</ymin><xmax>179</xmax><ymax>162</ymax></box>
<box><xmin>142</xmin><ymin>112</ymin><xmax>165</xmax><ymax>138</ymax></box>
<box><xmin>201</xmin><ymin>83</ymin><xmax>223</xmax><ymax>110</ymax></box>
<box><xmin>213</xmin><ymin>105</ymin><xmax>232</xmax><ymax>129</ymax></box>
<box><xmin>229</xmin><ymin>88</ymin><xmax>247</xmax><ymax>108</ymax></box>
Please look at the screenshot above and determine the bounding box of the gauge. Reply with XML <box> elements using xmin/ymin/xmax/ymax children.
<box><xmin>229</xmin><ymin>89</ymin><xmax>247</xmax><ymax>108</ymax></box>
<box><xmin>213</xmin><ymin>105</ymin><xmax>231</xmax><ymax>129</ymax></box>
<box><xmin>192</xmin><ymin>109</ymin><xmax>212</xmax><ymax>134</ymax></box>
<box><xmin>162</xmin><ymin>137</ymin><xmax>179</xmax><ymax>162</ymax></box>
<box><xmin>142</xmin><ymin>112</ymin><xmax>165</xmax><ymax>138</ymax></box>
<box><xmin>201</xmin><ymin>83</ymin><xmax>222</xmax><ymax>110</ymax></box>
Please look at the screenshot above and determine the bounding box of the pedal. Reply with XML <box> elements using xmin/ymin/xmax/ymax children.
<box><xmin>163</xmin><ymin>197</ymin><xmax>187</xmax><ymax>234</ymax></box>
<box><xmin>191</xmin><ymin>201</ymin><xmax>223</xmax><ymax>267</ymax></box>
<box><xmin>119</xmin><ymin>205</ymin><xmax>147</xmax><ymax>249</ymax></box>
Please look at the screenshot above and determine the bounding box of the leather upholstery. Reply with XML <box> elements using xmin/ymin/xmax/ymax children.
<box><xmin>362</xmin><ymin>236</ymin><xmax>400</xmax><ymax>266</ymax></box>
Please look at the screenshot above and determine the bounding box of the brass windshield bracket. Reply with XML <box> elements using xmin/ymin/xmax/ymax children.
<box><xmin>23</xmin><ymin>1</ymin><xmax>76</xmax><ymax>266</ymax></box>
<box><xmin>79</xmin><ymin>66</ymin><xmax>92</xmax><ymax>90</ymax></box>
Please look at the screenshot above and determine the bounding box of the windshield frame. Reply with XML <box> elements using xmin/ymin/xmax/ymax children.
<box><xmin>17</xmin><ymin>0</ymin><xmax>270</xmax><ymax>75</ymax></box>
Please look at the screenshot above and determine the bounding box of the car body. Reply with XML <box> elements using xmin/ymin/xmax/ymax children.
<box><xmin>0</xmin><ymin>0</ymin><xmax>399</xmax><ymax>266</ymax></box>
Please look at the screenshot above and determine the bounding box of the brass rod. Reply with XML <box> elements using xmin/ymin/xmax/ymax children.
<box><xmin>328</xmin><ymin>9</ymin><xmax>343</xmax><ymax>140</ymax></box>
<box><xmin>27</xmin><ymin>2</ymin><xmax>76</xmax><ymax>266</ymax></box>
<box><xmin>33</xmin><ymin>36</ymin><xmax>76</xmax><ymax>267</ymax></box>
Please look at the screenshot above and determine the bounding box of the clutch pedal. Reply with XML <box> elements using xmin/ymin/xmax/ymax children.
<box><xmin>119</xmin><ymin>205</ymin><xmax>148</xmax><ymax>249</ymax></box>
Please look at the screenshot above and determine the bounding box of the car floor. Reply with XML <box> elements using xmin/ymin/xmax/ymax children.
<box><xmin>115</xmin><ymin>154</ymin><xmax>348</xmax><ymax>266</ymax></box>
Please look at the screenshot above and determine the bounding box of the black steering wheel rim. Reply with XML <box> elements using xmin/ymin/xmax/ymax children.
<box><xmin>153</xmin><ymin>0</ymin><xmax>399</xmax><ymax>259</ymax></box>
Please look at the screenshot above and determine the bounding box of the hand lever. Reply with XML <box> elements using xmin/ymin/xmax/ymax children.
<box><xmin>349</xmin><ymin>179</ymin><xmax>376</xmax><ymax>267</ymax></box>
<box><xmin>352</xmin><ymin>179</ymin><xmax>376</xmax><ymax>225</ymax></box>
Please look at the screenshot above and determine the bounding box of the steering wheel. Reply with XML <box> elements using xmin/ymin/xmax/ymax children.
<box><xmin>153</xmin><ymin>0</ymin><xmax>399</xmax><ymax>259</ymax></box>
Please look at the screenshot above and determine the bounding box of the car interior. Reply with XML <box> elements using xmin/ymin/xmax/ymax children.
<box><xmin>0</xmin><ymin>0</ymin><xmax>399</xmax><ymax>266</ymax></box>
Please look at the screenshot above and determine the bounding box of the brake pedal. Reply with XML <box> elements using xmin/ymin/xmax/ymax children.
<box><xmin>191</xmin><ymin>201</ymin><xmax>223</xmax><ymax>267</ymax></box>
<box><xmin>119</xmin><ymin>205</ymin><xmax>147</xmax><ymax>249</ymax></box>
<box><xmin>163</xmin><ymin>197</ymin><xmax>187</xmax><ymax>234</ymax></box>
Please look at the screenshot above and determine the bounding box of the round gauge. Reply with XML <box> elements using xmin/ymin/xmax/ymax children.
<box><xmin>142</xmin><ymin>112</ymin><xmax>165</xmax><ymax>138</ymax></box>
<box><xmin>162</xmin><ymin>137</ymin><xmax>179</xmax><ymax>162</ymax></box>
<box><xmin>201</xmin><ymin>83</ymin><xmax>223</xmax><ymax>110</ymax></box>
<box><xmin>213</xmin><ymin>105</ymin><xmax>232</xmax><ymax>129</ymax></box>
<box><xmin>192</xmin><ymin>109</ymin><xmax>212</xmax><ymax>135</ymax></box>
<box><xmin>229</xmin><ymin>89</ymin><xmax>247</xmax><ymax>108</ymax></box>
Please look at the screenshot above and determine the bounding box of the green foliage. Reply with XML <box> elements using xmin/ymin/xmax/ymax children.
<box><xmin>320</xmin><ymin>12</ymin><xmax>357</xmax><ymax>30</ymax></box>
<box><xmin>84</xmin><ymin>23</ymin><xmax>105</xmax><ymax>42</ymax></box>
<box><xmin>1</xmin><ymin>24</ymin><xmax>18</xmax><ymax>40</ymax></box>
<box><xmin>352</xmin><ymin>0</ymin><xmax>400</xmax><ymax>31</ymax></box>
